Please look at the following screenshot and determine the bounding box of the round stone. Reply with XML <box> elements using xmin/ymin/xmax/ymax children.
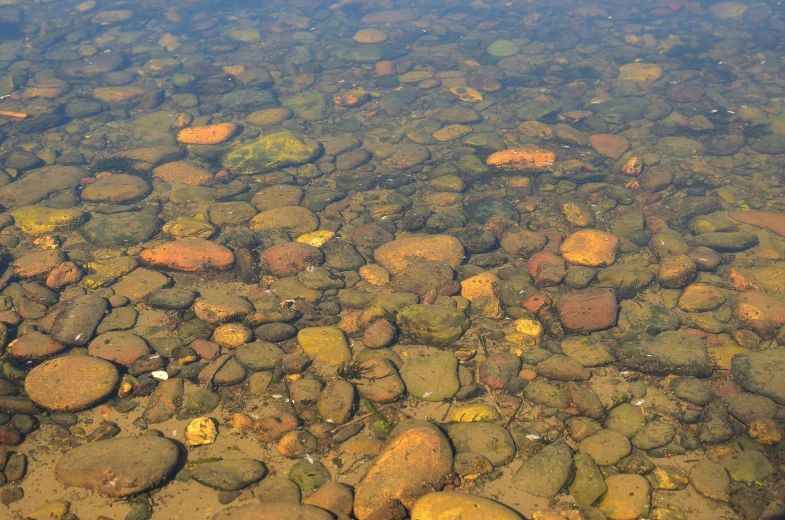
<box><xmin>80</xmin><ymin>174</ymin><xmax>151</xmax><ymax>204</ymax></box>
<box><xmin>25</xmin><ymin>356</ymin><xmax>119</xmax><ymax>412</ymax></box>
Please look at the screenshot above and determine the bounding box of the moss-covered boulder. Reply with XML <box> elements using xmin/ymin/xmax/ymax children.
<box><xmin>222</xmin><ymin>131</ymin><xmax>321</xmax><ymax>175</ymax></box>
<box><xmin>396</xmin><ymin>304</ymin><xmax>469</xmax><ymax>348</ymax></box>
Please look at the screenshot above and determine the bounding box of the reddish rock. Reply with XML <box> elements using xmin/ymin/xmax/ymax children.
<box><xmin>45</xmin><ymin>261</ymin><xmax>82</xmax><ymax>290</ymax></box>
<box><xmin>152</xmin><ymin>161</ymin><xmax>214</xmax><ymax>186</ymax></box>
<box><xmin>363</xmin><ymin>319</ymin><xmax>396</xmax><ymax>349</ymax></box>
<box><xmin>376</xmin><ymin>60</ymin><xmax>396</xmax><ymax>76</ymax></box>
<box><xmin>558</xmin><ymin>288</ymin><xmax>618</xmax><ymax>333</ymax></box>
<box><xmin>0</xmin><ymin>427</ymin><xmax>21</xmax><ymax>445</ymax></box>
<box><xmin>88</xmin><ymin>332</ymin><xmax>151</xmax><ymax>367</ymax></box>
<box><xmin>589</xmin><ymin>134</ymin><xmax>630</xmax><ymax>160</ymax></box>
<box><xmin>730</xmin><ymin>211</ymin><xmax>785</xmax><ymax>237</ymax></box>
<box><xmin>252</xmin><ymin>411</ymin><xmax>300</xmax><ymax>442</ymax></box>
<box><xmin>14</xmin><ymin>250</ymin><xmax>65</xmax><ymax>279</ymax></box>
<box><xmin>479</xmin><ymin>352</ymin><xmax>522</xmax><ymax>389</ymax></box>
<box><xmin>7</xmin><ymin>332</ymin><xmax>65</xmax><ymax>360</ymax></box>
<box><xmin>527</xmin><ymin>251</ymin><xmax>567</xmax><ymax>288</ymax></box>
<box><xmin>734</xmin><ymin>291</ymin><xmax>785</xmax><ymax>339</ymax></box>
<box><xmin>191</xmin><ymin>339</ymin><xmax>220</xmax><ymax>360</ymax></box>
<box><xmin>258</xmin><ymin>242</ymin><xmax>324</xmax><ymax>277</ymax></box>
<box><xmin>140</xmin><ymin>239</ymin><xmax>235</xmax><ymax>272</ymax></box>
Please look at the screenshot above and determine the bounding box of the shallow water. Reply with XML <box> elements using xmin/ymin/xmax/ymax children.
<box><xmin>0</xmin><ymin>0</ymin><xmax>785</xmax><ymax>518</ymax></box>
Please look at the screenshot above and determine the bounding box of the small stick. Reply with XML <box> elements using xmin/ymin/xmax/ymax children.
<box><xmin>200</xmin><ymin>353</ymin><xmax>235</xmax><ymax>389</ymax></box>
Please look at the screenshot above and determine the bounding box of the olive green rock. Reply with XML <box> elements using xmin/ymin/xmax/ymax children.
<box><xmin>222</xmin><ymin>131</ymin><xmax>321</xmax><ymax>174</ymax></box>
<box><xmin>512</xmin><ymin>442</ymin><xmax>573</xmax><ymax>498</ymax></box>
<box><xmin>297</xmin><ymin>326</ymin><xmax>351</xmax><ymax>364</ymax></box>
<box><xmin>396</xmin><ymin>304</ymin><xmax>470</xmax><ymax>348</ymax></box>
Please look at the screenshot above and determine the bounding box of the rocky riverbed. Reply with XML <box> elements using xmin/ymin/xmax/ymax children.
<box><xmin>0</xmin><ymin>0</ymin><xmax>783</xmax><ymax>519</ymax></box>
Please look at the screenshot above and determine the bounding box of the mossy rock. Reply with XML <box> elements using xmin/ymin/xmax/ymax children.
<box><xmin>396</xmin><ymin>304</ymin><xmax>470</xmax><ymax>348</ymax></box>
<box><xmin>222</xmin><ymin>131</ymin><xmax>321</xmax><ymax>175</ymax></box>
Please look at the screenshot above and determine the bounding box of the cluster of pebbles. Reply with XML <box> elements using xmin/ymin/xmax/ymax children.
<box><xmin>0</xmin><ymin>0</ymin><xmax>784</xmax><ymax>519</ymax></box>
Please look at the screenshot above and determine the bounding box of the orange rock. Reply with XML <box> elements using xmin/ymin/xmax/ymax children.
<box><xmin>560</xmin><ymin>229</ymin><xmax>619</xmax><ymax>267</ymax></box>
<box><xmin>46</xmin><ymin>261</ymin><xmax>82</xmax><ymax>290</ymax></box>
<box><xmin>140</xmin><ymin>239</ymin><xmax>234</xmax><ymax>272</ymax></box>
<box><xmin>353</xmin><ymin>28</ymin><xmax>388</xmax><ymax>43</ymax></box>
<box><xmin>730</xmin><ymin>211</ymin><xmax>785</xmax><ymax>237</ymax></box>
<box><xmin>176</xmin><ymin>123</ymin><xmax>238</xmax><ymax>145</ymax></box>
<box><xmin>92</xmin><ymin>86</ymin><xmax>146</xmax><ymax>102</ymax></box>
<box><xmin>589</xmin><ymin>134</ymin><xmax>630</xmax><ymax>160</ymax></box>
<box><xmin>486</xmin><ymin>146</ymin><xmax>556</xmax><ymax>171</ymax></box>
<box><xmin>460</xmin><ymin>271</ymin><xmax>499</xmax><ymax>301</ymax></box>
<box><xmin>375</xmin><ymin>60</ymin><xmax>396</xmax><ymax>76</ymax></box>
<box><xmin>354</xmin><ymin>424</ymin><xmax>453</xmax><ymax>517</ymax></box>
<box><xmin>734</xmin><ymin>291</ymin><xmax>785</xmax><ymax>338</ymax></box>
<box><xmin>153</xmin><ymin>161</ymin><xmax>214</xmax><ymax>186</ymax></box>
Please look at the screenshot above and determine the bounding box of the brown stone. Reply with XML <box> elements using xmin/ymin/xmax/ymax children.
<box><xmin>25</xmin><ymin>356</ymin><xmax>119</xmax><ymax>412</ymax></box>
<box><xmin>734</xmin><ymin>291</ymin><xmax>785</xmax><ymax>338</ymax></box>
<box><xmin>46</xmin><ymin>261</ymin><xmax>82</xmax><ymax>290</ymax></box>
<box><xmin>7</xmin><ymin>332</ymin><xmax>65</xmax><ymax>360</ymax></box>
<box><xmin>730</xmin><ymin>211</ymin><xmax>785</xmax><ymax>237</ymax></box>
<box><xmin>558</xmin><ymin>288</ymin><xmax>618</xmax><ymax>333</ymax></box>
<box><xmin>354</xmin><ymin>424</ymin><xmax>453</xmax><ymax>518</ymax></box>
<box><xmin>14</xmin><ymin>250</ymin><xmax>65</xmax><ymax>279</ymax></box>
<box><xmin>152</xmin><ymin>161</ymin><xmax>214</xmax><ymax>186</ymax></box>
<box><xmin>678</xmin><ymin>283</ymin><xmax>726</xmax><ymax>312</ymax></box>
<box><xmin>258</xmin><ymin>242</ymin><xmax>324</xmax><ymax>277</ymax></box>
<box><xmin>88</xmin><ymin>332</ymin><xmax>151</xmax><ymax>367</ymax></box>
<box><xmin>374</xmin><ymin>235</ymin><xmax>465</xmax><ymax>274</ymax></box>
<box><xmin>80</xmin><ymin>174</ymin><xmax>151</xmax><ymax>204</ymax></box>
<box><xmin>589</xmin><ymin>134</ymin><xmax>630</xmax><ymax>159</ymax></box>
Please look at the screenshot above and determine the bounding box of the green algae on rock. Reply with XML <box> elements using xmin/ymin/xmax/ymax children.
<box><xmin>222</xmin><ymin>130</ymin><xmax>321</xmax><ymax>174</ymax></box>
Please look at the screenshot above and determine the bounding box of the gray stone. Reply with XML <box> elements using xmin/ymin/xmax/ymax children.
<box><xmin>732</xmin><ymin>349</ymin><xmax>785</xmax><ymax>405</ymax></box>
<box><xmin>191</xmin><ymin>459</ymin><xmax>267</xmax><ymax>491</ymax></box>
<box><xmin>50</xmin><ymin>295</ymin><xmax>108</xmax><ymax>347</ymax></box>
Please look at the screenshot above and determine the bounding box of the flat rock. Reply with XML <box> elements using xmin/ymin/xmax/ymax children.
<box><xmin>375</xmin><ymin>235</ymin><xmax>465</xmax><ymax>274</ymax></box>
<box><xmin>25</xmin><ymin>355</ymin><xmax>119</xmax><ymax>411</ymax></box>
<box><xmin>446</xmin><ymin>422</ymin><xmax>516</xmax><ymax>467</ymax></box>
<box><xmin>512</xmin><ymin>442</ymin><xmax>573</xmax><ymax>498</ymax></box>
<box><xmin>614</xmin><ymin>330</ymin><xmax>711</xmax><ymax>377</ymax></box>
<box><xmin>396</xmin><ymin>305</ymin><xmax>469</xmax><ymax>348</ymax></box>
<box><xmin>190</xmin><ymin>459</ymin><xmax>267</xmax><ymax>491</ymax></box>
<box><xmin>112</xmin><ymin>268</ymin><xmax>170</xmax><ymax>303</ymax></box>
<box><xmin>579</xmin><ymin>429</ymin><xmax>631</xmax><ymax>466</ymax></box>
<box><xmin>354</xmin><ymin>423</ymin><xmax>453</xmax><ymax>517</ymax></box>
<box><xmin>50</xmin><ymin>295</ymin><xmax>108</xmax><ymax>347</ymax></box>
<box><xmin>87</xmin><ymin>331</ymin><xmax>150</xmax><ymax>367</ymax></box>
<box><xmin>211</xmin><ymin>504</ymin><xmax>333</xmax><ymax>520</ymax></box>
<box><xmin>689</xmin><ymin>460</ymin><xmax>730</xmax><ymax>502</ymax></box>
<box><xmin>0</xmin><ymin>166</ymin><xmax>85</xmax><ymax>209</ymax></box>
<box><xmin>731</xmin><ymin>348</ymin><xmax>785</xmax><ymax>405</ymax></box>
<box><xmin>400</xmin><ymin>347</ymin><xmax>459</xmax><ymax>401</ymax></box>
<box><xmin>55</xmin><ymin>436</ymin><xmax>179</xmax><ymax>497</ymax></box>
<box><xmin>411</xmin><ymin>492</ymin><xmax>523</xmax><ymax>519</ymax></box>
<box><xmin>140</xmin><ymin>239</ymin><xmax>235</xmax><ymax>272</ymax></box>
<box><xmin>81</xmin><ymin>213</ymin><xmax>162</xmax><ymax>248</ymax></box>
<box><xmin>557</xmin><ymin>288</ymin><xmax>618</xmax><ymax>333</ymax></box>
<box><xmin>598</xmin><ymin>474</ymin><xmax>651</xmax><ymax>520</ymax></box>
<box><xmin>7</xmin><ymin>332</ymin><xmax>65</xmax><ymax>360</ymax></box>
